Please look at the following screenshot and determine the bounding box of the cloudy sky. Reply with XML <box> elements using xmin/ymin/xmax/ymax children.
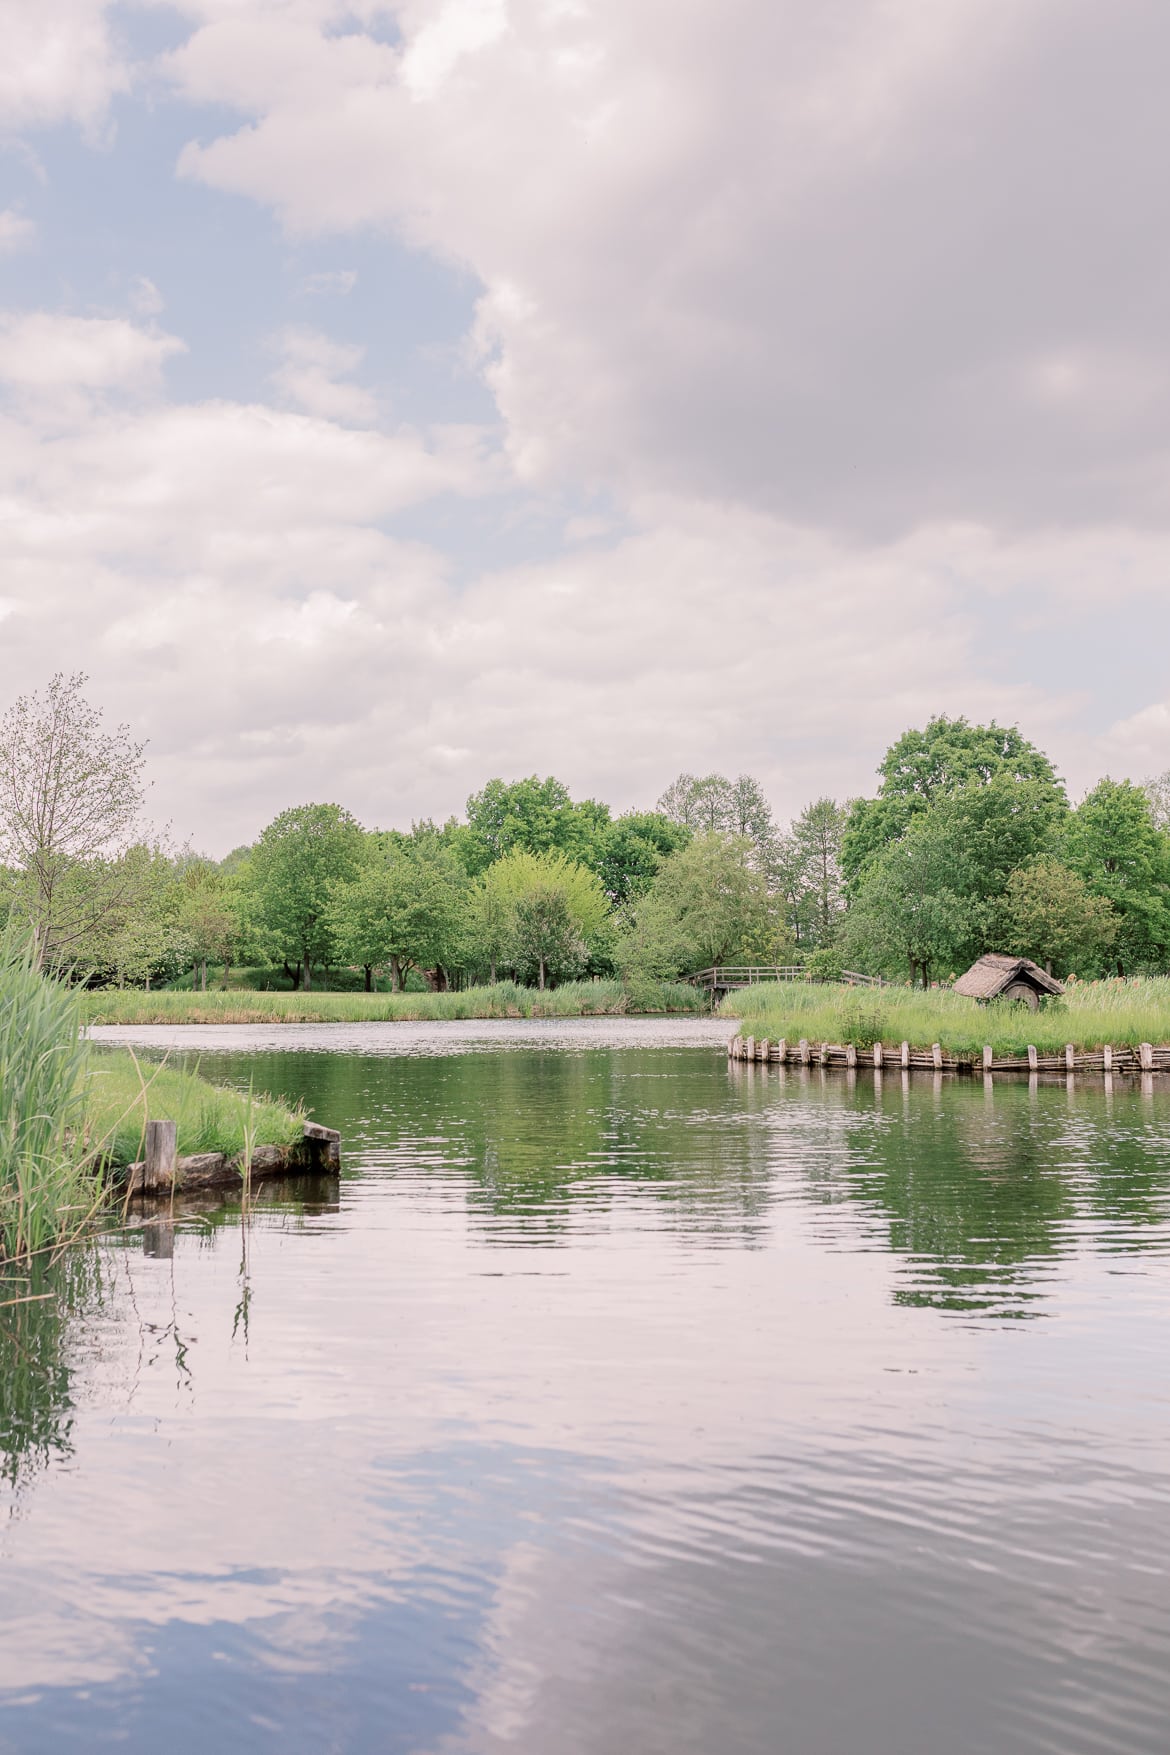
<box><xmin>2</xmin><ymin>0</ymin><xmax>1169</xmax><ymax>852</ymax></box>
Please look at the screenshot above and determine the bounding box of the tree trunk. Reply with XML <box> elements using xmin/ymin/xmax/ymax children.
<box><xmin>364</xmin><ymin>965</ymin><xmax>373</xmax><ymax>992</ymax></box>
<box><xmin>489</xmin><ymin>958</ymin><xmax>496</xmax><ymax>985</ymax></box>
<box><xmin>303</xmin><ymin>959</ymin><xmax>312</xmax><ymax>990</ymax></box>
<box><xmin>200</xmin><ymin>959</ymin><xmax>207</xmax><ymax>991</ymax></box>
<box><xmin>283</xmin><ymin>960</ymin><xmax>298</xmax><ymax>989</ymax></box>
<box><xmin>538</xmin><ymin>956</ymin><xmax>546</xmax><ymax>990</ymax></box>
<box><xmin>390</xmin><ymin>955</ymin><xmax>402</xmax><ymax>993</ymax></box>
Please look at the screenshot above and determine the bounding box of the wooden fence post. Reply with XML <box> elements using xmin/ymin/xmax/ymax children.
<box><xmin>144</xmin><ymin>1119</ymin><xmax>177</xmax><ymax>1193</ymax></box>
<box><xmin>1027</xmin><ymin>1045</ymin><xmax>1038</xmax><ymax>1072</ymax></box>
<box><xmin>1103</xmin><ymin>1045</ymin><xmax>1112</xmax><ymax>1073</ymax></box>
<box><xmin>900</xmin><ymin>1041</ymin><xmax>910</xmax><ymax>1069</ymax></box>
<box><xmin>799</xmin><ymin>1038</ymin><xmax>811</xmax><ymax>1066</ymax></box>
<box><xmin>1065</xmin><ymin>1044</ymin><xmax>1076</xmax><ymax>1073</ymax></box>
<box><xmin>983</xmin><ymin>1045</ymin><xmax>993</xmax><ymax>1072</ymax></box>
<box><xmin>1140</xmin><ymin>1042</ymin><xmax>1154</xmax><ymax>1072</ymax></box>
<box><xmin>776</xmin><ymin>1039</ymin><xmax>787</xmax><ymax>1064</ymax></box>
<box><xmin>873</xmin><ymin>1042</ymin><xmax>883</xmax><ymax>1070</ymax></box>
<box><xmin>931</xmin><ymin>1043</ymin><xmax>943</xmax><ymax>1070</ymax></box>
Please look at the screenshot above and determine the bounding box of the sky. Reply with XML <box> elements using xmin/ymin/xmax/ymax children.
<box><xmin>2</xmin><ymin>0</ymin><xmax>1170</xmax><ymax>854</ymax></box>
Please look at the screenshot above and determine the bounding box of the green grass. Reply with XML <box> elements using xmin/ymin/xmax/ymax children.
<box><xmin>82</xmin><ymin>1049</ymin><xmax>304</xmax><ymax>1169</ymax></box>
<box><xmin>82</xmin><ymin>978</ymin><xmax>708</xmax><ymax>1025</ymax></box>
<box><xmin>722</xmin><ymin>976</ymin><xmax>1170</xmax><ymax>1057</ymax></box>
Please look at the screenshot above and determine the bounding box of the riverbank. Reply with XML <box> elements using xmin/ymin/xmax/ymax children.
<box><xmin>82</xmin><ymin>978</ymin><xmax>707</xmax><ymax>1026</ymax></box>
<box><xmin>721</xmin><ymin>976</ymin><xmax>1170</xmax><ymax>1057</ymax></box>
<box><xmin>84</xmin><ymin>1049</ymin><xmax>305</xmax><ymax>1169</ymax></box>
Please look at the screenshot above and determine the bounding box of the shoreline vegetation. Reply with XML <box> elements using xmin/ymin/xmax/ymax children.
<box><xmin>82</xmin><ymin>978</ymin><xmax>708</xmax><ymax>1026</ymax></box>
<box><xmin>722</xmin><ymin>976</ymin><xmax>1170</xmax><ymax>1057</ymax></box>
<box><xmin>2</xmin><ymin>938</ymin><xmax>306</xmax><ymax>1260</ymax></box>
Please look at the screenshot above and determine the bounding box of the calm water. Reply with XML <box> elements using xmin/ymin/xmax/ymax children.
<box><xmin>3</xmin><ymin>1018</ymin><xmax>1170</xmax><ymax>1753</ymax></box>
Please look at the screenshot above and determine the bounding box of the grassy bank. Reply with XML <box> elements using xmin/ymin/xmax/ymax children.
<box><xmin>83</xmin><ymin>1050</ymin><xmax>304</xmax><ymax>1169</ymax></box>
<box><xmin>722</xmin><ymin>977</ymin><xmax>1170</xmax><ymax>1057</ymax></box>
<box><xmin>83</xmin><ymin>978</ymin><xmax>707</xmax><ymax>1026</ymax></box>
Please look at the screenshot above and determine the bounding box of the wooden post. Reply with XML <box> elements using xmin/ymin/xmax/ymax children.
<box><xmin>983</xmin><ymin>1045</ymin><xmax>993</xmax><ymax>1072</ymax></box>
<box><xmin>1065</xmin><ymin>1043</ymin><xmax>1076</xmax><ymax>1073</ymax></box>
<box><xmin>901</xmin><ymin>1041</ymin><xmax>910</xmax><ymax>1069</ymax></box>
<box><xmin>1103</xmin><ymin>1044</ymin><xmax>1112</xmax><ymax>1072</ymax></box>
<box><xmin>776</xmin><ymin>1039</ymin><xmax>787</xmax><ymax>1064</ymax></box>
<box><xmin>744</xmin><ymin>1036</ymin><xmax>756</xmax><ymax>1063</ymax></box>
<box><xmin>819</xmin><ymin>1042</ymin><xmax>830</xmax><ymax>1065</ymax></box>
<box><xmin>144</xmin><ymin>1119</ymin><xmax>177</xmax><ymax>1193</ymax></box>
<box><xmin>1140</xmin><ymin>1042</ymin><xmax>1154</xmax><ymax>1072</ymax></box>
<box><xmin>799</xmin><ymin>1038</ymin><xmax>810</xmax><ymax>1066</ymax></box>
<box><xmin>758</xmin><ymin>1040</ymin><xmax>770</xmax><ymax>1064</ymax></box>
<box><xmin>846</xmin><ymin>1044</ymin><xmax>857</xmax><ymax>1069</ymax></box>
<box><xmin>931</xmin><ymin>1043</ymin><xmax>943</xmax><ymax>1070</ymax></box>
<box><xmin>873</xmin><ymin>1042</ymin><xmax>883</xmax><ymax>1070</ymax></box>
<box><xmin>1027</xmin><ymin>1045</ymin><xmax>1038</xmax><ymax>1072</ymax></box>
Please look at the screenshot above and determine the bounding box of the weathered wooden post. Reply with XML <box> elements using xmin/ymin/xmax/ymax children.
<box><xmin>1027</xmin><ymin>1045</ymin><xmax>1038</xmax><ymax>1072</ymax></box>
<box><xmin>931</xmin><ymin>1043</ymin><xmax>943</xmax><ymax>1071</ymax></box>
<box><xmin>819</xmin><ymin>1041</ymin><xmax>830</xmax><ymax>1066</ymax></box>
<box><xmin>846</xmin><ymin>1044</ymin><xmax>857</xmax><ymax>1069</ymax></box>
<box><xmin>745</xmin><ymin>1036</ymin><xmax>756</xmax><ymax>1063</ymax></box>
<box><xmin>144</xmin><ymin>1120</ymin><xmax>177</xmax><ymax>1193</ymax></box>
<box><xmin>1103</xmin><ymin>1044</ymin><xmax>1113</xmax><ymax>1073</ymax></box>
<box><xmin>873</xmin><ymin>1042</ymin><xmax>883</xmax><ymax>1070</ymax></box>
<box><xmin>1140</xmin><ymin>1042</ymin><xmax>1154</xmax><ymax>1072</ymax></box>
<box><xmin>799</xmin><ymin>1037</ymin><xmax>811</xmax><ymax>1066</ymax></box>
<box><xmin>900</xmin><ymin>1041</ymin><xmax>910</xmax><ymax>1069</ymax></box>
<box><xmin>1065</xmin><ymin>1043</ymin><xmax>1076</xmax><ymax>1074</ymax></box>
<box><xmin>776</xmin><ymin>1039</ymin><xmax>787</xmax><ymax>1064</ymax></box>
<box><xmin>759</xmin><ymin>1040</ymin><xmax>770</xmax><ymax>1064</ymax></box>
<box><xmin>982</xmin><ymin>1045</ymin><xmax>993</xmax><ymax>1073</ymax></box>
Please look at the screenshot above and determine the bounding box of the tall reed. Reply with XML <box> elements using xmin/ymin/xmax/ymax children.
<box><xmin>0</xmin><ymin>933</ymin><xmax>94</xmax><ymax>1261</ymax></box>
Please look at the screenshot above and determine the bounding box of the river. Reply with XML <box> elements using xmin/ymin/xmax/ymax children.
<box><xmin>2</xmin><ymin>1018</ymin><xmax>1169</xmax><ymax>1753</ymax></box>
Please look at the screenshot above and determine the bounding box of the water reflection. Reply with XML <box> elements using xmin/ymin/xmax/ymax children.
<box><xmin>2</xmin><ymin>1027</ymin><xmax>1169</xmax><ymax>1754</ymax></box>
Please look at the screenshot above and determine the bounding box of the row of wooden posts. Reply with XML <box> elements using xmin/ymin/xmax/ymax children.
<box><xmin>728</xmin><ymin>1035</ymin><xmax>1169</xmax><ymax>1074</ymax></box>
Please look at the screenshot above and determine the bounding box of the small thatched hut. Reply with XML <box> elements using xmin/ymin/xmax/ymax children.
<box><xmin>952</xmin><ymin>955</ymin><xmax>1064</xmax><ymax>1011</ymax></box>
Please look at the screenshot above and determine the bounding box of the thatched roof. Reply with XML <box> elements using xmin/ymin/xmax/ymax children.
<box><xmin>953</xmin><ymin>954</ymin><xmax>1065</xmax><ymax>1000</ymax></box>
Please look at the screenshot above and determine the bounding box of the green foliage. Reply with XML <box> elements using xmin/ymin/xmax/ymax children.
<box><xmin>618</xmin><ymin>833</ymin><xmax>772</xmax><ymax>978</ymax></box>
<box><xmin>725</xmin><ymin>975</ymin><xmax>1170</xmax><ymax>1056</ymax></box>
<box><xmin>595</xmin><ymin>811</ymin><xmax>690</xmax><ymax>906</ymax></box>
<box><xmin>1063</xmin><ymin>778</ymin><xmax>1170</xmax><ymax>972</ymax></box>
<box><xmin>806</xmin><ymin>945</ymin><xmax>844</xmax><ymax>982</ymax></box>
<box><xmin>327</xmin><ymin>838</ymin><xmax>469</xmax><ymax>990</ymax></box>
<box><xmin>839</xmin><ymin>810</ymin><xmax>972</xmax><ymax>987</ymax></box>
<box><xmin>462</xmin><ymin>776</ymin><xmax>611</xmax><ymax>875</ymax></box>
<box><xmin>0</xmin><ymin>934</ymin><xmax>93</xmax><ymax>1261</ymax></box>
<box><xmin>466</xmin><ymin>849</ymin><xmax>610</xmax><ymax>984</ymax></box>
<box><xmin>657</xmin><ymin>772</ymin><xmax>774</xmax><ymax>863</ymax></box>
<box><xmin>775</xmin><ymin>797</ymin><xmax>847</xmax><ymax>947</ymax></box>
<box><xmin>83</xmin><ymin>1051</ymin><xmax>303</xmax><ymax>1168</ymax></box>
<box><xmin>81</xmin><ymin>979</ymin><xmax>707</xmax><ymax>1024</ymax></box>
<box><xmin>245</xmin><ymin>803</ymin><xmax>364</xmax><ymax>987</ymax></box>
<box><xmin>998</xmin><ymin>857</ymin><xmax>1118</xmax><ymax>977</ymax></box>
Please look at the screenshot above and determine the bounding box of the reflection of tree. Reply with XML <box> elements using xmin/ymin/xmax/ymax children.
<box><xmin>0</xmin><ymin>1247</ymin><xmax>100</xmax><ymax>1493</ymax></box>
<box><xmin>791</xmin><ymin>1075</ymin><xmax>1170</xmax><ymax>1316</ymax></box>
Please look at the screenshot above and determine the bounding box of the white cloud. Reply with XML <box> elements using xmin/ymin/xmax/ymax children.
<box><xmin>270</xmin><ymin>324</ymin><xmax>379</xmax><ymax>424</ymax></box>
<box><xmin>0</xmin><ymin>208</ymin><xmax>35</xmax><ymax>253</ymax></box>
<box><xmin>129</xmin><ymin>276</ymin><xmax>165</xmax><ymax>317</ymax></box>
<box><xmin>0</xmin><ymin>312</ymin><xmax>184</xmax><ymax>395</ymax></box>
<box><xmin>300</xmin><ymin>268</ymin><xmax>358</xmax><ymax>296</ymax></box>
<box><xmin>0</xmin><ymin>0</ymin><xmax>128</xmax><ymax>132</ymax></box>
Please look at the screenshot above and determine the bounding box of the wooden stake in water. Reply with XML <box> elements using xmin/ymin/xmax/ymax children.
<box><xmin>144</xmin><ymin>1119</ymin><xmax>177</xmax><ymax>1193</ymax></box>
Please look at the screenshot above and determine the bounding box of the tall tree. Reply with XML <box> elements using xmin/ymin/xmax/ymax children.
<box><xmin>1063</xmin><ymin>778</ymin><xmax>1170</xmax><ymax>973</ymax></box>
<box><xmin>463</xmin><ymin>776</ymin><xmax>610</xmax><ymax>875</ymax></box>
<box><xmin>787</xmin><ymin>797</ymin><xmax>847</xmax><ymax>946</ymax></box>
<box><xmin>595</xmin><ymin>811</ymin><xmax>689</xmax><ymax>907</ymax></box>
<box><xmin>0</xmin><ymin>673</ymin><xmax>149</xmax><ymax>967</ymax></box>
<box><xmin>840</xmin><ymin>811</ymin><xmax>972</xmax><ymax>988</ymax></box>
<box><xmin>328</xmin><ymin>843</ymin><xmax>469</xmax><ymax>991</ymax></box>
<box><xmin>247</xmin><ymin>803</ymin><xmax>364</xmax><ymax>988</ymax></box>
<box><xmin>998</xmin><ymin>858</ymin><xmax>1118</xmax><ymax>977</ymax></box>
<box><xmin>618</xmin><ymin>833</ymin><xmax>771</xmax><ymax>978</ymax></box>
<box><xmin>1143</xmin><ymin>771</ymin><xmax>1170</xmax><ymax>833</ymax></box>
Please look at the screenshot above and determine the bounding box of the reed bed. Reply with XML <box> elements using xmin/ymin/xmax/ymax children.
<box><xmin>723</xmin><ymin>976</ymin><xmax>1170</xmax><ymax>1057</ymax></box>
<box><xmin>82</xmin><ymin>978</ymin><xmax>707</xmax><ymax>1026</ymax></box>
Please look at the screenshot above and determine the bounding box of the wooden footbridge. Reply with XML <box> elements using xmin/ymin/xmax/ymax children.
<box><xmin>686</xmin><ymin>965</ymin><xmax>884</xmax><ymax>998</ymax></box>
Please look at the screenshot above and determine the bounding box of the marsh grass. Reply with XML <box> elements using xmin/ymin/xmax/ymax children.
<box><xmin>83</xmin><ymin>1051</ymin><xmax>303</xmax><ymax>1169</ymax></box>
<box><xmin>82</xmin><ymin>978</ymin><xmax>707</xmax><ymax>1026</ymax></box>
<box><xmin>0</xmin><ymin>935</ymin><xmax>100</xmax><ymax>1262</ymax></box>
<box><xmin>723</xmin><ymin>976</ymin><xmax>1170</xmax><ymax>1056</ymax></box>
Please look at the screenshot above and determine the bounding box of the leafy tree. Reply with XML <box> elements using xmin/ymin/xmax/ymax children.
<box><xmin>594</xmin><ymin>811</ymin><xmax>690</xmax><ymax>906</ymax></box>
<box><xmin>657</xmin><ymin>771</ymin><xmax>774</xmax><ymax>863</ymax></box>
<box><xmin>465</xmin><ymin>849</ymin><xmax>608</xmax><ymax>985</ymax></box>
<box><xmin>511</xmin><ymin>886</ymin><xmax>584</xmax><ymax>989</ymax></box>
<box><xmin>840</xmin><ymin>811</ymin><xmax>972</xmax><ymax>987</ymax></box>
<box><xmin>247</xmin><ymin>804</ymin><xmax>364</xmax><ymax>988</ymax></box>
<box><xmin>175</xmin><ymin>857</ymin><xmax>241</xmax><ymax>990</ymax></box>
<box><xmin>1144</xmin><ymin>771</ymin><xmax>1170</xmax><ymax>833</ymax></box>
<box><xmin>618</xmin><ymin>833</ymin><xmax>771</xmax><ymax>978</ymax></box>
<box><xmin>998</xmin><ymin>858</ymin><xmax>1118</xmax><ymax>977</ymax></box>
<box><xmin>462</xmin><ymin>776</ymin><xmax>610</xmax><ymax>875</ymax></box>
<box><xmin>1063</xmin><ymin>778</ymin><xmax>1170</xmax><ymax>972</ymax></box>
<box><xmin>0</xmin><ymin>673</ymin><xmax>150</xmax><ymax>968</ymax></box>
<box><xmin>328</xmin><ymin>841</ymin><xmax>469</xmax><ymax>990</ymax></box>
<box><xmin>842</xmin><ymin>717</ymin><xmax>1065</xmax><ymax>889</ymax></box>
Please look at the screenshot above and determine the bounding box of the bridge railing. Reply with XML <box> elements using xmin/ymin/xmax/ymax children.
<box><xmin>687</xmin><ymin>966</ymin><xmax>885</xmax><ymax>989</ymax></box>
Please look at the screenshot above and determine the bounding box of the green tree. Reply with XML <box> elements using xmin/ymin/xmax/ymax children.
<box><xmin>327</xmin><ymin>841</ymin><xmax>469</xmax><ymax>991</ymax></box>
<box><xmin>1063</xmin><ymin>778</ymin><xmax>1170</xmax><ymax>973</ymax></box>
<box><xmin>618</xmin><ymin>833</ymin><xmax>771</xmax><ymax>978</ymax></box>
<box><xmin>840</xmin><ymin>811</ymin><xmax>972</xmax><ymax>987</ymax></box>
<box><xmin>511</xmin><ymin>886</ymin><xmax>584</xmax><ymax>989</ymax></box>
<box><xmin>462</xmin><ymin>776</ymin><xmax>611</xmax><ymax>875</ymax></box>
<box><xmin>998</xmin><ymin>858</ymin><xmax>1118</xmax><ymax>976</ymax></box>
<box><xmin>842</xmin><ymin>716</ymin><xmax>1065</xmax><ymax>889</ymax></box>
<box><xmin>175</xmin><ymin>857</ymin><xmax>241</xmax><ymax>990</ymax></box>
<box><xmin>595</xmin><ymin>811</ymin><xmax>690</xmax><ymax>906</ymax></box>
<box><xmin>466</xmin><ymin>849</ymin><xmax>609</xmax><ymax>985</ymax></box>
<box><xmin>1143</xmin><ymin>771</ymin><xmax>1170</xmax><ymax>833</ymax></box>
<box><xmin>247</xmin><ymin>803</ymin><xmax>364</xmax><ymax>988</ymax></box>
<box><xmin>657</xmin><ymin>771</ymin><xmax>774</xmax><ymax>864</ymax></box>
<box><xmin>784</xmin><ymin>797</ymin><xmax>848</xmax><ymax>947</ymax></box>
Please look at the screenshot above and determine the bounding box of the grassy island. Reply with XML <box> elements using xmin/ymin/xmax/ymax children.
<box><xmin>722</xmin><ymin>977</ymin><xmax>1170</xmax><ymax>1059</ymax></box>
<box><xmin>82</xmin><ymin>977</ymin><xmax>706</xmax><ymax>1026</ymax></box>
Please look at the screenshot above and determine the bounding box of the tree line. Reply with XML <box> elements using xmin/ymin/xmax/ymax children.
<box><xmin>2</xmin><ymin>676</ymin><xmax>1168</xmax><ymax>990</ymax></box>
